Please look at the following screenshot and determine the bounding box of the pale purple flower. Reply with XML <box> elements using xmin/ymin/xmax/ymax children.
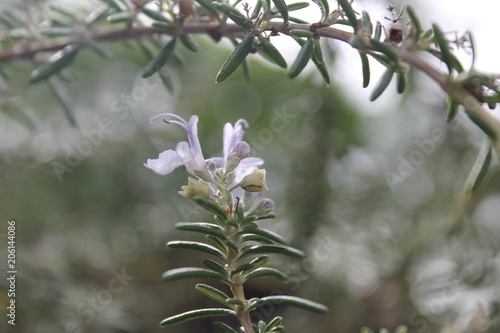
<box><xmin>145</xmin><ymin>115</ymin><xmax>263</xmax><ymax>188</ymax></box>
<box><xmin>209</xmin><ymin>119</ymin><xmax>263</xmax><ymax>186</ymax></box>
<box><xmin>144</xmin><ymin>113</ymin><xmax>210</xmax><ymax>180</ymax></box>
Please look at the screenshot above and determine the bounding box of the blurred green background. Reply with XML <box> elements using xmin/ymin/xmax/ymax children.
<box><xmin>1</xmin><ymin>1</ymin><xmax>500</xmax><ymax>332</ymax></box>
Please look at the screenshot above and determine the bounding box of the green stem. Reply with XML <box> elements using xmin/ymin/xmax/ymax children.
<box><xmin>225</xmin><ymin>220</ymin><xmax>254</xmax><ymax>332</ymax></box>
<box><xmin>230</xmin><ymin>280</ymin><xmax>254</xmax><ymax>332</ymax></box>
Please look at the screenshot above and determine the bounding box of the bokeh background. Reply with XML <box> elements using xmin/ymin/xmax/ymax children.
<box><xmin>1</xmin><ymin>0</ymin><xmax>500</xmax><ymax>332</ymax></box>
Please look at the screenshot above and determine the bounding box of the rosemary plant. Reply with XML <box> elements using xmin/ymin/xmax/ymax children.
<box><xmin>144</xmin><ymin>113</ymin><xmax>328</xmax><ymax>332</ymax></box>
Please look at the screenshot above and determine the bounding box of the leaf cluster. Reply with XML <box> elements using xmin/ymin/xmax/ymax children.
<box><xmin>1</xmin><ymin>1</ymin><xmax>499</xmax><ymax>210</ymax></box>
<box><xmin>160</xmin><ymin>196</ymin><xmax>327</xmax><ymax>331</ymax></box>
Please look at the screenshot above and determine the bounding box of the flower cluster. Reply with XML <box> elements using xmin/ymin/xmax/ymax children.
<box><xmin>144</xmin><ymin>113</ymin><xmax>274</xmax><ymax>217</ymax></box>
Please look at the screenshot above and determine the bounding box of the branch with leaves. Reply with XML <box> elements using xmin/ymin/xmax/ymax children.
<box><xmin>143</xmin><ymin>114</ymin><xmax>327</xmax><ymax>331</ymax></box>
<box><xmin>1</xmin><ymin>1</ymin><xmax>499</xmax><ymax>193</ymax></box>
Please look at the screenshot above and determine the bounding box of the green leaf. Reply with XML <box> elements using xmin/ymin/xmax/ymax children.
<box><xmin>311</xmin><ymin>51</ymin><xmax>330</xmax><ymax>85</ymax></box>
<box><xmin>29</xmin><ymin>45</ymin><xmax>79</xmax><ymax>84</ymax></box>
<box><xmin>202</xmin><ymin>258</ymin><xmax>228</xmax><ymax>275</ymax></box>
<box><xmin>287</xmin><ymin>2</ymin><xmax>309</xmax><ymax>11</ymax></box>
<box><xmin>100</xmin><ymin>0</ymin><xmax>126</xmax><ymax>11</ymax></box>
<box><xmin>445</xmin><ymin>98</ymin><xmax>459</xmax><ymax>122</ymax></box>
<box><xmin>292</xmin><ymin>37</ymin><xmax>328</xmax><ymax>84</ymax></box>
<box><xmin>405</xmin><ymin>5</ymin><xmax>421</xmax><ymax>42</ymax></box>
<box><xmin>241</xmin><ymin>225</ymin><xmax>288</xmax><ymax>244</ymax></box>
<box><xmin>107</xmin><ymin>11</ymin><xmax>133</xmax><ymax>23</ymax></box>
<box><xmin>212</xmin><ymin>2</ymin><xmax>253</xmax><ymax>30</ymax></box>
<box><xmin>257</xmin><ymin>213</ymin><xmax>276</xmax><ymax>220</ymax></box>
<box><xmin>468</xmin><ymin>114</ymin><xmax>498</xmax><ymax>140</ymax></box>
<box><xmin>141</xmin><ymin>7</ymin><xmax>169</xmax><ymax>22</ymax></box>
<box><xmin>369</xmin><ymin>66</ymin><xmax>394</xmax><ymax>101</ymax></box>
<box><xmin>267</xmin><ymin>316</ymin><xmax>283</xmax><ymax>331</ymax></box>
<box><xmin>195</xmin><ymin>0</ymin><xmax>220</xmax><ymax>18</ymax></box>
<box><xmin>193</xmin><ymin>196</ymin><xmax>228</xmax><ymax>220</ymax></box>
<box><xmin>175</xmin><ymin>222</ymin><xmax>225</xmax><ymax>238</ymax></box>
<box><xmin>162</xmin><ymin>267</ymin><xmax>229</xmax><ymax>283</ymax></box>
<box><xmin>241</xmin><ymin>234</ymin><xmax>274</xmax><ymax>244</ymax></box>
<box><xmin>47</xmin><ymin>77</ymin><xmax>77</xmax><ymax>127</ymax></box>
<box><xmin>214</xmin><ymin>321</ymin><xmax>239</xmax><ymax>333</ymax></box>
<box><xmin>49</xmin><ymin>5</ymin><xmax>77</xmax><ymax>19</ymax></box>
<box><xmin>195</xmin><ymin>284</ymin><xmax>231</xmax><ymax>306</ymax></box>
<box><xmin>239</xmin><ymin>244</ymin><xmax>306</xmax><ymax>259</ymax></box>
<box><xmin>251</xmin><ymin>0</ymin><xmax>263</xmax><ymax>18</ymax></box>
<box><xmin>243</xmin><ymin>267</ymin><xmax>289</xmax><ymax>282</ymax></box>
<box><xmin>160</xmin><ymin>308</ymin><xmax>236</xmax><ymax>327</ymax></box>
<box><xmin>396</xmin><ymin>71</ymin><xmax>405</xmax><ymax>94</ymax></box>
<box><xmin>167</xmin><ymin>240</ymin><xmax>226</xmax><ymax>260</ymax></box>
<box><xmin>370</xmin><ymin>39</ymin><xmax>398</xmax><ymax>64</ymax></box>
<box><xmin>206</xmin><ymin>235</ymin><xmax>229</xmax><ymax>253</ymax></box>
<box><xmin>259</xmin><ymin>37</ymin><xmax>287</xmax><ymax>68</ymax></box>
<box><xmin>448</xmin><ymin>53</ymin><xmax>464</xmax><ymax>73</ymax></box>
<box><xmin>226</xmin><ymin>298</ymin><xmax>244</xmax><ymax>306</ymax></box>
<box><xmin>179</xmin><ymin>34</ymin><xmax>199</xmax><ymax>52</ymax></box>
<box><xmin>288</xmin><ymin>16</ymin><xmax>309</xmax><ymax>24</ymax></box>
<box><xmin>465</xmin><ymin>139</ymin><xmax>492</xmax><ymax>196</ymax></box>
<box><xmin>311</xmin><ymin>0</ymin><xmax>329</xmax><ymax>22</ymax></box>
<box><xmin>338</xmin><ymin>0</ymin><xmax>358</xmax><ymax>33</ymax></box>
<box><xmin>151</xmin><ymin>21</ymin><xmax>177</xmax><ymax>31</ymax></box>
<box><xmin>290</xmin><ymin>29</ymin><xmax>314</xmax><ymax>38</ymax></box>
<box><xmin>142</xmin><ymin>38</ymin><xmax>177</xmax><ymax>78</ymax></box>
<box><xmin>359</xmin><ymin>52</ymin><xmax>370</xmax><ymax>88</ymax></box>
<box><xmin>215</xmin><ymin>35</ymin><xmax>255</xmax><ymax>83</ymax></box>
<box><xmin>87</xmin><ymin>39</ymin><xmax>112</xmax><ymax>58</ymax></box>
<box><xmin>422</xmin><ymin>28</ymin><xmax>433</xmax><ymax>39</ymax></box>
<box><xmin>241</xmin><ymin>216</ymin><xmax>258</xmax><ymax>226</ymax></box>
<box><xmin>0</xmin><ymin>13</ymin><xmax>20</xmax><ymax>29</ymax></box>
<box><xmin>231</xmin><ymin>255</ymin><xmax>269</xmax><ymax>276</ymax></box>
<box><xmin>313</xmin><ymin>39</ymin><xmax>323</xmax><ymax>64</ymax></box>
<box><xmin>225</xmin><ymin>240</ymin><xmax>240</xmax><ymax>254</ymax></box>
<box><xmin>373</xmin><ymin>21</ymin><xmax>382</xmax><ymax>41</ymax></box>
<box><xmin>361</xmin><ymin>11</ymin><xmax>371</xmax><ymax>31</ymax></box>
<box><xmin>256</xmin><ymin>295</ymin><xmax>328</xmax><ymax>313</ymax></box>
<box><xmin>272</xmin><ymin>0</ymin><xmax>289</xmax><ymax>22</ymax></box>
<box><xmin>432</xmin><ymin>23</ymin><xmax>454</xmax><ymax>75</ymax></box>
<box><xmin>368</xmin><ymin>52</ymin><xmax>391</xmax><ymax>68</ymax></box>
<box><xmin>85</xmin><ymin>6</ymin><xmax>111</xmax><ymax>26</ymax></box>
<box><xmin>40</xmin><ymin>27</ymin><xmax>77</xmax><ymax>37</ymax></box>
<box><xmin>289</xmin><ymin>38</ymin><xmax>314</xmax><ymax>78</ymax></box>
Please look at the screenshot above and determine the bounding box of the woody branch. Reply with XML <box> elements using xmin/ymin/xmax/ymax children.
<box><xmin>2</xmin><ymin>21</ymin><xmax>500</xmax><ymax>148</ymax></box>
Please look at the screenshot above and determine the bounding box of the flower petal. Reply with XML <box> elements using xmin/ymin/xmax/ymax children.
<box><xmin>176</xmin><ymin>141</ymin><xmax>209</xmax><ymax>179</ymax></box>
<box><xmin>144</xmin><ymin>149</ymin><xmax>183</xmax><ymax>175</ymax></box>
<box><xmin>240</xmin><ymin>157</ymin><xmax>264</xmax><ymax>167</ymax></box>
<box><xmin>230</xmin><ymin>158</ymin><xmax>263</xmax><ymax>186</ymax></box>
<box><xmin>223</xmin><ymin>119</ymin><xmax>248</xmax><ymax>159</ymax></box>
<box><xmin>185</xmin><ymin>115</ymin><xmax>203</xmax><ymax>157</ymax></box>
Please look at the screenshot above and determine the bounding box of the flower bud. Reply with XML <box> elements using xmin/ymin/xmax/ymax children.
<box><xmin>247</xmin><ymin>198</ymin><xmax>274</xmax><ymax>216</ymax></box>
<box><xmin>239</xmin><ymin>169</ymin><xmax>267</xmax><ymax>192</ymax></box>
<box><xmin>179</xmin><ymin>177</ymin><xmax>212</xmax><ymax>199</ymax></box>
<box><xmin>224</xmin><ymin>141</ymin><xmax>250</xmax><ymax>174</ymax></box>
